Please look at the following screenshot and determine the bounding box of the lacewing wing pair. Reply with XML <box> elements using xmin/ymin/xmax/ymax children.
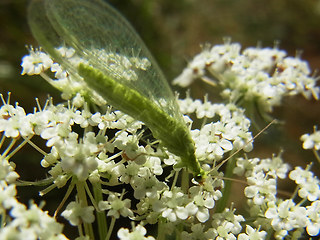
<box><xmin>28</xmin><ymin>0</ymin><xmax>205</xmax><ymax>177</ymax></box>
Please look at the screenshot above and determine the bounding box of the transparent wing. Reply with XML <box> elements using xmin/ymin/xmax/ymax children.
<box><xmin>28</xmin><ymin>0</ymin><xmax>204</xmax><ymax>176</ymax></box>
<box><xmin>28</xmin><ymin>0</ymin><xmax>182</xmax><ymax>122</ymax></box>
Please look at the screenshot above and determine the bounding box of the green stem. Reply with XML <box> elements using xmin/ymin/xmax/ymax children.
<box><xmin>181</xmin><ymin>169</ymin><xmax>189</xmax><ymax>193</ymax></box>
<box><xmin>76</xmin><ymin>181</ymin><xmax>95</xmax><ymax>240</ymax></box>
<box><xmin>313</xmin><ymin>149</ymin><xmax>320</xmax><ymax>164</ymax></box>
<box><xmin>92</xmin><ymin>182</ymin><xmax>108</xmax><ymax>240</ymax></box>
<box><xmin>53</xmin><ymin>176</ymin><xmax>74</xmax><ymax>218</ymax></box>
<box><xmin>105</xmin><ymin>217</ymin><xmax>116</xmax><ymax>240</ymax></box>
<box><xmin>2</xmin><ymin>138</ymin><xmax>17</xmax><ymax>157</ymax></box>
<box><xmin>1</xmin><ymin>211</ymin><xmax>6</xmax><ymax>228</ymax></box>
<box><xmin>171</xmin><ymin>171</ymin><xmax>179</xmax><ymax>190</ymax></box>
<box><xmin>157</xmin><ymin>219</ymin><xmax>166</xmax><ymax>240</ymax></box>
<box><xmin>6</xmin><ymin>136</ymin><xmax>32</xmax><ymax>160</ymax></box>
<box><xmin>175</xmin><ymin>224</ymin><xmax>183</xmax><ymax>240</ymax></box>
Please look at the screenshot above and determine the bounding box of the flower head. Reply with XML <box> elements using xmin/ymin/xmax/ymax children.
<box><xmin>117</xmin><ymin>224</ymin><xmax>155</xmax><ymax>240</ymax></box>
<box><xmin>61</xmin><ymin>201</ymin><xmax>95</xmax><ymax>226</ymax></box>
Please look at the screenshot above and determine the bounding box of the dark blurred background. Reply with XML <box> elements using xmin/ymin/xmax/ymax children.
<box><xmin>1</xmin><ymin>0</ymin><xmax>320</xmax><ymax>238</ymax></box>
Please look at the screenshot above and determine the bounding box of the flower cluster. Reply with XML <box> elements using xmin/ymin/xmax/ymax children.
<box><xmin>0</xmin><ymin>39</ymin><xmax>319</xmax><ymax>240</ymax></box>
<box><xmin>2</xmin><ymin>47</ymin><xmax>252</xmax><ymax>238</ymax></box>
<box><xmin>233</xmin><ymin>155</ymin><xmax>320</xmax><ymax>238</ymax></box>
<box><xmin>21</xmin><ymin>47</ymin><xmax>151</xmax><ymax>106</ymax></box>
<box><xmin>0</xmin><ymin>182</ymin><xmax>67</xmax><ymax>239</ymax></box>
<box><xmin>301</xmin><ymin>126</ymin><xmax>320</xmax><ymax>151</ymax></box>
<box><xmin>173</xmin><ymin>40</ymin><xmax>319</xmax><ymax>115</ymax></box>
<box><xmin>179</xmin><ymin>97</ymin><xmax>253</xmax><ymax>162</ymax></box>
<box><xmin>117</xmin><ymin>224</ymin><xmax>155</xmax><ymax>240</ymax></box>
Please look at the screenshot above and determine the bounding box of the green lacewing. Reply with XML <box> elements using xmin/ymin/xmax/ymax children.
<box><xmin>28</xmin><ymin>0</ymin><xmax>205</xmax><ymax>177</ymax></box>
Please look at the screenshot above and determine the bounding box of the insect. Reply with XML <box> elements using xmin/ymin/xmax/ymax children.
<box><xmin>28</xmin><ymin>0</ymin><xmax>205</xmax><ymax>178</ymax></box>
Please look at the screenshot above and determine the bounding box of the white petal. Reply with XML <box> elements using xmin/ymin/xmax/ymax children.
<box><xmin>196</xmin><ymin>208</ymin><xmax>209</xmax><ymax>223</ymax></box>
<box><xmin>176</xmin><ymin>207</ymin><xmax>188</xmax><ymax>220</ymax></box>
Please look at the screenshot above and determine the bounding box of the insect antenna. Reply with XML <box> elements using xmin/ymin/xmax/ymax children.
<box><xmin>210</xmin><ymin>119</ymin><xmax>277</xmax><ymax>174</ymax></box>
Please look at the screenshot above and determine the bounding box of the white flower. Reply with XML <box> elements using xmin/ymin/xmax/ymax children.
<box><xmin>216</xmin><ymin>223</ymin><xmax>237</xmax><ymax>240</ymax></box>
<box><xmin>117</xmin><ymin>224</ymin><xmax>155</xmax><ymax>240</ymax></box>
<box><xmin>41</xmin><ymin>146</ymin><xmax>59</xmax><ymax>167</ymax></box>
<box><xmin>163</xmin><ymin>153</ymin><xmax>178</xmax><ymax>166</ymax></box>
<box><xmin>237</xmin><ymin>225</ymin><xmax>267</xmax><ymax>240</ymax></box>
<box><xmin>265</xmin><ymin>199</ymin><xmax>308</xmax><ymax>233</ymax></box>
<box><xmin>98</xmin><ymin>193</ymin><xmax>133</xmax><ymax>219</ymax></box>
<box><xmin>301</xmin><ymin>128</ymin><xmax>320</xmax><ymax>150</ymax></box>
<box><xmin>0</xmin><ymin>157</ymin><xmax>19</xmax><ymax>183</ymax></box>
<box><xmin>153</xmin><ymin>187</ymin><xmax>189</xmax><ymax>222</ymax></box>
<box><xmin>289</xmin><ymin>166</ymin><xmax>320</xmax><ymax>201</ymax></box>
<box><xmin>0</xmin><ymin>103</ymin><xmax>34</xmax><ymax>138</ymax></box>
<box><xmin>236</xmin><ymin>155</ymin><xmax>290</xmax><ymax>206</ymax></box>
<box><xmin>186</xmin><ymin>194</ymin><xmax>214</xmax><ymax>223</ymax></box>
<box><xmin>181</xmin><ymin>223</ymin><xmax>216</xmax><ymax>240</ymax></box>
<box><xmin>0</xmin><ymin>182</ymin><xmax>18</xmax><ymax>210</ymax></box>
<box><xmin>306</xmin><ymin>200</ymin><xmax>320</xmax><ymax>236</ymax></box>
<box><xmin>73</xmin><ymin>108</ymin><xmax>92</xmax><ymax>128</ymax></box>
<box><xmin>196</xmin><ymin>98</ymin><xmax>217</xmax><ymax>118</ymax></box>
<box><xmin>187</xmin><ymin>180</ymin><xmax>218</xmax><ymax>223</ymax></box>
<box><xmin>210</xmin><ymin>208</ymin><xmax>244</xmax><ymax>240</ymax></box>
<box><xmin>61</xmin><ymin>201</ymin><xmax>95</xmax><ymax>225</ymax></box>
<box><xmin>0</xmin><ymin>225</ymin><xmax>36</xmax><ymax>240</ymax></box>
<box><xmin>245</xmin><ymin>172</ymin><xmax>277</xmax><ymax>205</ymax></box>
<box><xmin>21</xmin><ymin>48</ymin><xmax>53</xmax><ymax>75</ymax></box>
<box><xmin>257</xmin><ymin>155</ymin><xmax>290</xmax><ymax>179</ymax></box>
<box><xmin>8</xmin><ymin>201</ymin><xmax>66</xmax><ymax>239</ymax></box>
<box><xmin>95</xmin><ymin>156</ymin><xmax>123</xmax><ymax>185</ymax></box>
<box><xmin>180</xmin><ymin>99</ymin><xmax>253</xmax><ymax>164</ymax></box>
<box><xmin>193</xmin><ymin>122</ymin><xmax>244</xmax><ymax>162</ymax></box>
<box><xmin>178</xmin><ymin>97</ymin><xmax>202</xmax><ymax>114</ymax></box>
<box><xmin>233</xmin><ymin>157</ymin><xmax>260</xmax><ymax>176</ymax></box>
<box><xmin>237</xmin><ymin>154</ymin><xmax>290</xmax><ymax>179</ymax></box>
<box><xmin>174</xmin><ymin>41</ymin><xmax>319</xmax><ymax>114</ymax></box>
<box><xmin>131</xmin><ymin>175</ymin><xmax>167</xmax><ymax>200</ymax></box>
<box><xmin>56</xmin><ymin>132</ymin><xmax>99</xmax><ymax>181</ymax></box>
<box><xmin>143</xmin><ymin>155</ymin><xmax>163</xmax><ymax>176</ymax></box>
<box><xmin>119</xmin><ymin>160</ymin><xmax>142</xmax><ymax>184</ymax></box>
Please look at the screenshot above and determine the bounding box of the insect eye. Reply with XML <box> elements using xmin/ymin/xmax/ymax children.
<box><xmin>194</xmin><ymin>174</ymin><xmax>204</xmax><ymax>184</ymax></box>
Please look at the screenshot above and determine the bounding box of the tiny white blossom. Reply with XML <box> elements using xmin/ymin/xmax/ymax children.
<box><xmin>237</xmin><ymin>225</ymin><xmax>267</xmax><ymax>240</ymax></box>
<box><xmin>289</xmin><ymin>165</ymin><xmax>320</xmax><ymax>201</ymax></box>
<box><xmin>21</xmin><ymin>48</ymin><xmax>53</xmax><ymax>75</ymax></box>
<box><xmin>0</xmin><ymin>182</ymin><xmax>18</xmax><ymax>210</ymax></box>
<box><xmin>245</xmin><ymin>172</ymin><xmax>277</xmax><ymax>205</ymax></box>
<box><xmin>7</xmin><ymin>201</ymin><xmax>66</xmax><ymax>239</ymax></box>
<box><xmin>265</xmin><ymin>199</ymin><xmax>308</xmax><ymax>234</ymax></box>
<box><xmin>306</xmin><ymin>200</ymin><xmax>320</xmax><ymax>236</ymax></box>
<box><xmin>186</xmin><ymin>193</ymin><xmax>214</xmax><ymax>223</ymax></box>
<box><xmin>0</xmin><ymin>157</ymin><xmax>19</xmax><ymax>183</ymax></box>
<box><xmin>98</xmin><ymin>193</ymin><xmax>133</xmax><ymax>219</ymax></box>
<box><xmin>178</xmin><ymin>97</ymin><xmax>202</xmax><ymax>114</ymax></box>
<box><xmin>174</xmin><ymin>41</ymin><xmax>319</xmax><ymax>115</ymax></box>
<box><xmin>153</xmin><ymin>187</ymin><xmax>189</xmax><ymax>222</ymax></box>
<box><xmin>117</xmin><ymin>224</ymin><xmax>155</xmax><ymax>240</ymax></box>
<box><xmin>142</xmin><ymin>155</ymin><xmax>163</xmax><ymax>176</ymax></box>
<box><xmin>179</xmin><ymin>99</ymin><xmax>253</xmax><ymax>164</ymax></box>
<box><xmin>131</xmin><ymin>175</ymin><xmax>167</xmax><ymax>200</ymax></box>
<box><xmin>211</xmin><ymin>207</ymin><xmax>245</xmax><ymax>237</ymax></box>
<box><xmin>57</xmin><ymin>132</ymin><xmax>99</xmax><ymax>181</ymax></box>
<box><xmin>181</xmin><ymin>223</ymin><xmax>216</xmax><ymax>239</ymax></box>
<box><xmin>301</xmin><ymin>127</ymin><xmax>320</xmax><ymax>150</ymax></box>
<box><xmin>187</xmin><ymin>177</ymin><xmax>220</xmax><ymax>223</ymax></box>
<box><xmin>61</xmin><ymin>201</ymin><xmax>95</xmax><ymax>226</ymax></box>
<box><xmin>0</xmin><ymin>103</ymin><xmax>34</xmax><ymax>138</ymax></box>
